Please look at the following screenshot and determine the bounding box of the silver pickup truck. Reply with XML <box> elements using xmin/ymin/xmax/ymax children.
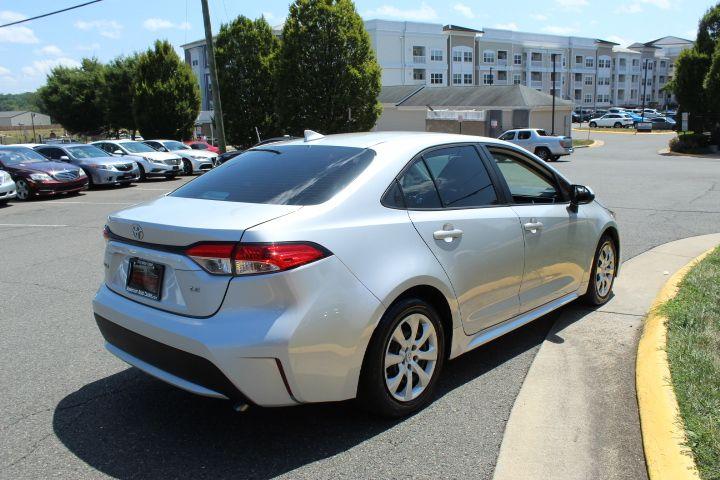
<box><xmin>498</xmin><ymin>128</ymin><xmax>574</xmax><ymax>161</ymax></box>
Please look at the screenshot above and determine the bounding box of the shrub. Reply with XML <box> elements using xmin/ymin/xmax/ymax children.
<box><xmin>669</xmin><ymin>133</ymin><xmax>710</xmax><ymax>153</ymax></box>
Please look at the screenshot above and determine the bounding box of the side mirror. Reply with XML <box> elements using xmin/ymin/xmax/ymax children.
<box><xmin>570</xmin><ymin>184</ymin><xmax>595</xmax><ymax>210</ymax></box>
<box><xmin>60</xmin><ymin>155</ymin><xmax>70</xmax><ymax>161</ymax></box>
<box><xmin>113</xmin><ymin>150</ymin><xmax>124</xmax><ymax>155</ymax></box>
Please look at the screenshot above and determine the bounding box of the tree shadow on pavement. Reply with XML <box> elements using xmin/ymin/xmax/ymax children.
<box><xmin>53</xmin><ymin>310</ymin><xmax>560</xmax><ymax>480</ymax></box>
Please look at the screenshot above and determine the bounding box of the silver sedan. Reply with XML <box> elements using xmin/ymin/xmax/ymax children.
<box><xmin>93</xmin><ymin>131</ymin><xmax>619</xmax><ymax>417</ymax></box>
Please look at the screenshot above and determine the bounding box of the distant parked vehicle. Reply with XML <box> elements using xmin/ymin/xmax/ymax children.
<box><xmin>649</xmin><ymin>116</ymin><xmax>677</xmax><ymax>130</ymax></box>
<box><xmin>144</xmin><ymin>139</ymin><xmax>216</xmax><ymax>175</ymax></box>
<box><xmin>498</xmin><ymin>128</ymin><xmax>573</xmax><ymax>161</ymax></box>
<box><xmin>34</xmin><ymin>144</ymin><xmax>140</xmax><ymax>187</ymax></box>
<box><xmin>92</xmin><ymin>140</ymin><xmax>181</xmax><ymax>180</ymax></box>
<box><xmin>185</xmin><ymin>140</ymin><xmax>219</xmax><ymax>154</ymax></box>
<box><xmin>0</xmin><ymin>168</ymin><xmax>16</xmax><ymax>204</ymax></box>
<box><xmin>573</xmin><ymin>108</ymin><xmax>594</xmax><ymax>123</ymax></box>
<box><xmin>588</xmin><ymin>114</ymin><xmax>634</xmax><ymax>128</ymax></box>
<box><xmin>216</xmin><ymin>149</ymin><xmax>244</xmax><ymax>165</ymax></box>
<box><xmin>0</xmin><ymin>146</ymin><xmax>88</xmax><ymax>201</ymax></box>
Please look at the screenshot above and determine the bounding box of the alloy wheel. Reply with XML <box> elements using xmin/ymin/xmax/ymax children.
<box><xmin>384</xmin><ymin>313</ymin><xmax>438</xmax><ymax>402</ymax></box>
<box><xmin>595</xmin><ymin>241</ymin><xmax>615</xmax><ymax>298</ymax></box>
<box><xmin>15</xmin><ymin>179</ymin><xmax>30</xmax><ymax>200</ymax></box>
<box><xmin>183</xmin><ymin>160</ymin><xmax>193</xmax><ymax>175</ymax></box>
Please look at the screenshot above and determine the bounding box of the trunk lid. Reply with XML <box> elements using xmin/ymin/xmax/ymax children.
<box><xmin>104</xmin><ymin>196</ymin><xmax>301</xmax><ymax>316</ymax></box>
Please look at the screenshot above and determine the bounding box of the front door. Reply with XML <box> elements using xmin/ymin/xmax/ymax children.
<box><xmin>484</xmin><ymin>146</ymin><xmax>590</xmax><ymax>312</ymax></box>
<box><xmin>399</xmin><ymin>144</ymin><xmax>525</xmax><ymax>335</ymax></box>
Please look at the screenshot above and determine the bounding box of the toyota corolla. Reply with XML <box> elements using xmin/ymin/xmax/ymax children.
<box><xmin>93</xmin><ymin>132</ymin><xmax>619</xmax><ymax>417</ymax></box>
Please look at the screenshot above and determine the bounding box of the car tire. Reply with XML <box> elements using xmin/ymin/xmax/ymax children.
<box><xmin>589</xmin><ymin>121</ymin><xmax>597</xmax><ymax>128</ymax></box>
<box><xmin>182</xmin><ymin>159</ymin><xmax>193</xmax><ymax>176</ymax></box>
<box><xmin>583</xmin><ymin>235</ymin><xmax>618</xmax><ymax>306</ymax></box>
<box><xmin>14</xmin><ymin>179</ymin><xmax>32</xmax><ymax>201</ymax></box>
<box><xmin>534</xmin><ymin>148</ymin><xmax>550</xmax><ymax>161</ymax></box>
<box><xmin>613</xmin><ymin>122</ymin><xmax>622</xmax><ymax>128</ymax></box>
<box><xmin>357</xmin><ymin>297</ymin><xmax>446</xmax><ymax>418</ymax></box>
<box><xmin>137</xmin><ymin>164</ymin><xmax>147</xmax><ymax>181</ymax></box>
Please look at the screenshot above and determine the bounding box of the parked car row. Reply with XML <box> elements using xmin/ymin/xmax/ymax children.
<box><xmin>0</xmin><ymin>139</ymin><xmax>220</xmax><ymax>202</ymax></box>
<box><xmin>574</xmin><ymin>106</ymin><xmax>678</xmax><ymax>130</ymax></box>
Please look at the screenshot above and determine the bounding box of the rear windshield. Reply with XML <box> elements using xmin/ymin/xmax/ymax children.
<box><xmin>171</xmin><ymin>144</ymin><xmax>375</xmax><ymax>205</ymax></box>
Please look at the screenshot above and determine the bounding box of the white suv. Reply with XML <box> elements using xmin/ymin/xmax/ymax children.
<box><xmin>588</xmin><ymin>114</ymin><xmax>634</xmax><ymax>128</ymax></box>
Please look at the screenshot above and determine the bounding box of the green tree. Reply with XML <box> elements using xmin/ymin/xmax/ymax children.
<box><xmin>275</xmin><ymin>0</ymin><xmax>382</xmax><ymax>135</ymax></box>
<box><xmin>104</xmin><ymin>54</ymin><xmax>139</xmax><ymax>137</ymax></box>
<box><xmin>696</xmin><ymin>3</ymin><xmax>720</xmax><ymax>56</ymax></box>
<box><xmin>0</xmin><ymin>92</ymin><xmax>39</xmax><ymax>112</ymax></box>
<box><xmin>215</xmin><ymin>16</ymin><xmax>279</xmax><ymax>147</ymax></box>
<box><xmin>37</xmin><ymin>58</ymin><xmax>106</xmax><ymax>135</ymax></box>
<box><xmin>132</xmin><ymin>40</ymin><xmax>200</xmax><ymax>139</ymax></box>
<box><xmin>672</xmin><ymin>49</ymin><xmax>711</xmax><ymax>117</ymax></box>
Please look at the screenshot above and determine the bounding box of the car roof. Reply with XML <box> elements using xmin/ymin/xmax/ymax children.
<box><xmin>274</xmin><ymin>131</ymin><xmax>506</xmax><ymax>150</ymax></box>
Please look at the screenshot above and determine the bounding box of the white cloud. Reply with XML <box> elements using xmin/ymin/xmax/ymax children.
<box><xmin>21</xmin><ymin>57</ymin><xmax>80</xmax><ymax>77</ymax></box>
<box><xmin>554</xmin><ymin>0</ymin><xmax>587</xmax><ymax>10</ymax></box>
<box><xmin>76</xmin><ymin>42</ymin><xmax>101</xmax><ymax>52</ymax></box>
<box><xmin>74</xmin><ymin>19</ymin><xmax>123</xmax><ymax>39</ymax></box>
<box><xmin>615</xmin><ymin>3</ymin><xmax>642</xmax><ymax>13</ymax></box>
<box><xmin>363</xmin><ymin>2</ymin><xmax>438</xmax><ymax>21</ymax></box>
<box><xmin>530</xmin><ymin>13</ymin><xmax>548</xmax><ymax>21</ymax></box>
<box><xmin>543</xmin><ymin>25</ymin><xmax>578</xmax><ymax>35</ymax></box>
<box><xmin>453</xmin><ymin>3</ymin><xmax>475</xmax><ymax>18</ymax></box>
<box><xmin>639</xmin><ymin>0</ymin><xmax>670</xmax><ymax>9</ymax></box>
<box><xmin>35</xmin><ymin>44</ymin><xmax>63</xmax><ymax>57</ymax></box>
<box><xmin>0</xmin><ymin>66</ymin><xmax>11</xmax><ymax>76</ymax></box>
<box><xmin>142</xmin><ymin>18</ymin><xmax>191</xmax><ymax>31</ymax></box>
<box><xmin>0</xmin><ymin>11</ymin><xmax>39</xmax><ymax>44</ymax></box>
<box><xmin>494</xmin><ymin>22</ymin><xmax>519</xmax><ymax>31</ymax></box>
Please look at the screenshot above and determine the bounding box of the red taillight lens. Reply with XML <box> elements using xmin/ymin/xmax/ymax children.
<box><xmin>185</xmin><ymin>242</ymin><xmax>329</xmax><ymax>275</ymax></box>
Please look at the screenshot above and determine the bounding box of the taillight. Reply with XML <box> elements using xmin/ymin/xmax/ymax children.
<box><xmin>185</xmin><ymin>242</ymin><xmax>329</xmax><ymax>275</ymax></box>
<box><xmin>103</xmin><ymin>225</ymin><xmax>111</xmax><ymax>241</ymax></box>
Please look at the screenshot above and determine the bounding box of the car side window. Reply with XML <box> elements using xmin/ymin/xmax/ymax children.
<box><xmin>517</xmin><ymin>131</ymin><xmax>531</xmax><ymax>140</ymax></box>
<box><xmin>487</xmin><ymin>148</ymin><xmax>561</xmax><ymax>204</ymax></box>
<box><xmin>35</xmin><ymin>147</ymin><xmax>51</xmax><ymax>159</ymax></box>
<box><xmin>422</xmin><ymin>146</ymin><xmax>498</xmax><ymax>208</ymax></box>
<box><xmin>499</xmin><ymin>131</ymin><xmax>515</xmax><ymax>140</ymax></box>
<box><xmin>397</xmin><ymin>158</ymin><xmax>442</xmax><ymax>209</ymax></box>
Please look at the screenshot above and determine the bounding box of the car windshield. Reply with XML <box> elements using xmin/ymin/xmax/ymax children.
<box><xmin>163</xmin><ymin>140</ymin><xmax>189</xmax><ymax>150</ymax></box>
<box><xmin>171</xmin><ymin>145</ymin><xmax>375</xmax><ymax>205</ymax></box>
<box><xmin>0</xmin><ymin>147</ymin><xmax>47</xmax><ymax>165</ymax></box>
<box><xmin>120</xmin><ymin>141</ymin><xmax>156</xmax><ymax>153</ymax></box>
<box><xmin>66</xmin><ymin>145</ymin><xmax>111</xmax><ymax>158</ymax></box>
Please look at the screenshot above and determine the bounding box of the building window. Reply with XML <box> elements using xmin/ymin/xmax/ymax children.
<box><xmin>464</xmin><ymin>73</ymin><xmax>473</xmax><ymax>84</ymax></box>
<box><xmin>618</xmin><ymin>74</ymin><xmax>626</xmax><ymax>82</ymax></box>
<box><xmin>497</xmin><ymin>70</ymin><xmax>507</xmax><ymax>82</ymax></box>
<box><xmin>483</xmin><ymin>50</ymin><xmax>495</xmax><ymax>63</ymax></box>
<box><xmin>514</xmin><ymin>53</ymin><xmax>522</xmax><ymax>65</ymax></box>
<box><xmin>632</xmin><ymin>59</ymin><xmax>640</xmax><ymax>67</ymax></box>
<box><xmin>513</xmin><ymin>73</ymin><xmax>521</xmax><ymax>85</ymax></box>
<box><xmin>413</xmin><ymin>69</ymin><xmax>426</xmax><ymax>81</ymax></box>
<box><xmin>660</xmin><ymin>60</ymin><xmax>666</xmax><ymax>68</ymax></box>
<box><xmin>561</xmin><ymin>55</ymin><xmax>566</xmax><ymax>67</ymax></box>
<box><xmin>431</xmin><ymin>49</ymin><xmax>443</xmax><ymax>61</ymax></box>
<box><xmin>647</xmin><ymin>62</ymin><xmax>653</xmax><ymax>70</ymax></box>
<box><xmin>585</xmin><ymin>57</ymin><xmax>594</xmax><ymax>68</ymax></box>
<box><xmin>630</xmin><ymin>89</ymin><xmax>637</xmax><ymax>99</ymax></box>
<box><xmin>453</xmin><ymin>73</ymin><xmax>461</xmax><ymax>84</ymax></box>
<box><xmin>584</xmin><ymin>94</ymin><xmax>593</xmax><ymax>104</ymax></box>
<box><xmin>575</xmin><ymin>55</ymin><xmax>583</xmax><ymax>64</ymax></box>
<box><xmin>598</xmin><ymin>77</ymin><xmax>610</xmax><ymax>85</ymax></box>
<box><xmin>574</xmin><ymin>89</ymin><xmax>582</xmax><ymax>101</ymax></box>
<box><xmin>430</xmin><ymin>73</ymin><xmax>443</xmax><ymax>84</ymax></box>
<box><xmin>483</xmin><ymin>74</ymin><xmax>493</xmax><ymax>85</ymax></box>
<box><xmin>531</xmin><ymin>52</ymin><xmax>542</xmax><ymax>62</ymax></box>
<box><xmin>631</xmin><ymin>75</ymin><xmax>639</xmax><ymax>83</ymax></box>
<box><xmin>498</xmin><ymin>50</ymin><xmax>508</xmax><ymax>62</ymax></box>
<box><xmin>617</xmin><ymin>89</ymin><xmax>625</xmax><ymax>100</ymax></box>
<box><xmin>464</xmin><ymin>51</ymin><xmax>473</xmax><ymax>63</ymax></box>
<box><xmin>584</xmin><ymin>75</ymin><xmax>593</xmax><ymax>85</ymax></box>
<box><xmin>412</xmin><ymin>46</ymin><xmax>426</xmax><ymax>63</ymax></box>
<box><xmin>619</xmin><ymin>58</ymin><xmax>627</xmax><ymax>67</ymax></box>
<box><xmin>659</xmin><ymin>75</ymin><xmax>665</xmax><ymax>84</ymax></box>
<box><xmin>191</xmin><ymin>59</ymin><xmax>198</xmax><ymax>66</ymax></box>
<box><xmin>453</xmin><ymin>50</ymin><xmax>462</xmax><ymax>62</ymax></box>
<box><xmin>598</xmin><ymin>58</ymin><xmax>610</xmax><ymax>68</ymax></box>
<box><xmin>574</xmin><ymin>73</ymin><xmax>582</xmax><ymax>82</ymax></box>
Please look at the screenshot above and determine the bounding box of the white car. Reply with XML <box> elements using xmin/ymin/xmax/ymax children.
<box><xmin>92</xmin><ymin>140</ymin><xmax>182</xmax><ymax>180</ymax></box>
<box><xmin>588</xmin><ymin>114</ymin><xmax>634</xmax><ymax>128</ymax></box>
<box><xmin>143</xmin><ymin>139</ymin><xmax>216</xmax><ymax>175</ymax></box>
<box><xmin>93</xmin><ymin>131</ymin><xmax>619</xmax><ymax>417</ymax></box>
<box><xmin>0</xmin><ymin>169</ymin><xmax>16</xmax><ymax>204</ymax></box>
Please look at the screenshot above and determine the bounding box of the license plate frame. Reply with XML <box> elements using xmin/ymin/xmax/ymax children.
<box><xmin>126</xmin><ymin>257</ymin><xmax>165</xmax><ymax>301</ymax></box>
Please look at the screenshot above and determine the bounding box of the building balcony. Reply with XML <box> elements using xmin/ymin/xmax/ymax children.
<box><xmin>497</xmin><ymin>59</ymin><xmax>508</xmax><ymax>67</ymax></box>
<box><xmin>413</xmin><ymin>56</ymin><xmax>426</xmax><ymax>64</ymax></box>
<box><xmin>530</xmin><ymin>80</ymin><xmax>543</xmax><ymax>88</ymax></box>
<box><xmin>530</xmin><ymin>60</ymin><xmax>543</xmax><ymax>68</ymax></box>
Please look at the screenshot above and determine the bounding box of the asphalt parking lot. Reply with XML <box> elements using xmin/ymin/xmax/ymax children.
<box><xmin>2</xmin><ymin>132</ymin><xmax>719</xmax><ymax>479</ymax></box>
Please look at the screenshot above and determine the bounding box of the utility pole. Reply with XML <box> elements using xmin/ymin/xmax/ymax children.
<box><xmin>640</xmin><ymin>58</ymin><xmax>649</xmax><ymax>121</ymax></box>
<box><xmin>551</xmin><ymin>53</ymin><xmax>557</xmax><ymax>135</ymax></box>
<box><xmin>489</xmin><ymin>67</ymin><xmax>493</xmax><ymax>85</ymax></box>
<box><xmin>30</xmin><ymin>113</ymin><xmax>36</xmax><ymax>142</ymax></box>
<box><xmin>200</xmin><ymin>0</ymin><xmax>226</xmax><ymax>153</ymax></box>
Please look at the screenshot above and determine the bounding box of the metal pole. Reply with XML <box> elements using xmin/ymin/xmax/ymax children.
<box><xmin>30</xmin><ymin>113</ymin><xmax>36</xmax><ymax>142</ymax></box>
<box><xmin>550</xmin><ymin>53</ymin><xmax>557</xmax><ymax>135</ymax></box>
<box><xmin>489</xmin><ymin>66</ymin><xmax>493</xmax><ymax>85</ymax></box>
<box><xmin>641</xmin><ymin>58</ymin><xmax>648</xmax><ymax>121</ymax></box>
<box><xmin>200</xmin><ymin>0</ymin><xmax>226</xmax><ymax>153</ymax></box>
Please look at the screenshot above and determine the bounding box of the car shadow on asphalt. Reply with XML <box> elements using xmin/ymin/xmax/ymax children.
<box><xmin>52</xmin><ymin>310</ymin><xmax>561</xmax><ymax>479</ymax></box>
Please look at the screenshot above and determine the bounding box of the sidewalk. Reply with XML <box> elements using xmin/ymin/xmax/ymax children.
<box><xmin>492</xmin><ymin>233</ymin><xmax>720</xmax><ymax>480</ymax></box>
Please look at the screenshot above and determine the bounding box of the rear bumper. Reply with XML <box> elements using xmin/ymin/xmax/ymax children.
<box><xmin>92</xmin><ymin>256</ymin><xmax>383</xmax><ymax>406</ymax></box>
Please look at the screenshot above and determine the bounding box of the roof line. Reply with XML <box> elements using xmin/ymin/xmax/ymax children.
<box><xmin>395</xmin><ymin>85</ymin><xmax>426</xmax><ymax>106</ymax></box>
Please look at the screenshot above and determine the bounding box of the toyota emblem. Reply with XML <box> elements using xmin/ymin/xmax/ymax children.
<box><xmin>131</xmin><ymin>224</ymin><xmax>144</xmax><ymax>241</ymax></box>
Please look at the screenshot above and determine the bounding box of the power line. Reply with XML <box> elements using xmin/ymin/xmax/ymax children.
<box><xmin>0</xmin><ymin>0</ymin><xmax>102</xmax><ymax>29</ymax></box>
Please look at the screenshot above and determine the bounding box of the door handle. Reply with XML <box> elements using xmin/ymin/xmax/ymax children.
<box><xmin>523</xmin><ymin>219</ymin><xmax>544</xmax><ymax>233</ymax></box>
<box><xmin>433</xmin><ymin>224</ymin><xmax>463</xmax><ymax>243</ymax></box>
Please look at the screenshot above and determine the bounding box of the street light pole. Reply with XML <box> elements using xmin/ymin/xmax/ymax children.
<box><xmin>200</xmin><ymin>0</ymin><xmax>226</xmax><ymax>153</ymax></box>
<box><xmin>641</xmin><ymin>58</ymin><xmax>649</xmax><ymax>121</ymax></box>
<box><xmin>550</xmin><ymin>53</ymin><xmax>557</xmax><ymax>135</ymax></box>
<box><xmin>489</xmin><ymin>66</ymin><xmax>493</xmax><ymax>85</ymax></box>
<box><xmin>30</xmin><ymin>113</ymin><xmax>36</xmax><ymax>142</ymax></box>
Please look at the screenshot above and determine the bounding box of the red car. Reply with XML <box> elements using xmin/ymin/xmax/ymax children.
<box><xmin>0</xmin><ymin>146</ymin><xmax>88</xmax><ymax>200</ymax></box>
<box><xmin>184</xmin><ymin>140</ymin><xmax>219</xmax><ymax>154</ymax></box>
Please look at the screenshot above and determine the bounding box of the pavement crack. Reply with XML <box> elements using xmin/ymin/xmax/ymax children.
<box><xmin>572</xmin><ymin>308</ymin><xmax>645</xmax><ymax>318</ymax></box>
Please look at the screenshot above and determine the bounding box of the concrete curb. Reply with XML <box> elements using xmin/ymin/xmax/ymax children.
<box><xmin>492</xmin><ymin>233</ymin><xmax>720</xmax><ymax>480</ymax></box>
<box><xmin>573</xmin><ymin>139</ymin><xmax>604</xmax><ymax>149</ymax></box>
<box><xmin>657</xmin><ymin>148</ymin><xmax>720</xmax><ymax>158</ymax></box>
<box><xmin>636</xmin><ymin>248</ymin><xmax>715</xmax><ymax>480</ymax></box>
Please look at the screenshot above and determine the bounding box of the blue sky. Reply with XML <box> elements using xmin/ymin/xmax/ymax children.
<box><xmin>0</xmin><ymin>0</ymin><xmax>712</xmax><ymax>94</ymax></box>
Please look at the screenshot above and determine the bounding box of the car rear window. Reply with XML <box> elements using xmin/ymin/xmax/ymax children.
<box><xmin>171</xmin><ymin>145</ymin><xmax>375</xmax><ymax>205</ymax></box>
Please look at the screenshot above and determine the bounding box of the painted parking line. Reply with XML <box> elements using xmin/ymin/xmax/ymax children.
<box><xmin>0</xmin><ymin>223</ymin><xmax>69</xmax><ymax>227</ymax></box>
<box><xmin>37</xmin><ymin>201</ymin><xmax>134</xmax><ymax>205</ymax></box>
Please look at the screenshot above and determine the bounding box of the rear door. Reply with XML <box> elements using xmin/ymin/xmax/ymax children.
<box><xmin>483</xmin><ymin>145</ymin><xmax>590</xmax><ymax>312</ymax></box>
<box><xmin>402</xmin><ymin>144</ymin><xmax>525</xmax><ymax>335</ymax></box>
